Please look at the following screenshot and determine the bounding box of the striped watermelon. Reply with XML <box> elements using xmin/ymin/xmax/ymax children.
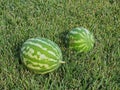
<box><xmin>20</xmin><ymin>37</ymin><xmax>65</xmax><ymax>74</ymax></box>
<box><xmin>67</xmin><ymin>27</ymin><xmax>94</xmax><ymax>52</ymax></box>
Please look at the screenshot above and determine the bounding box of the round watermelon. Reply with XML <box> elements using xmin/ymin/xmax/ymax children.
<box><xmin>20</xmin><ymin>37</ymin><xmax>65</xmax><ymax>74</ymax></box>
<box><xmin>67</xmin><ymin>27</ymin><xmax>95</xmax><ymax>53</ymax></box>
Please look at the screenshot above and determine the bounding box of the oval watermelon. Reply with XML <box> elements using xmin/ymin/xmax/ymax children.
<box><xmin>20</xmin><ymin>37</ymin><xmax>65</xmax><ymax>74</ymax></box>
<box><xmin>67</xmin><ymin>27</ymin><xmax>95</xmax><ymax>53</ymax></box>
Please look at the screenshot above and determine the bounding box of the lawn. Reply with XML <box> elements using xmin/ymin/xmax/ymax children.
<box><xmin>0</xmin><ymin>0</ymin><xmax>120</xmax><ymax>90</ymax></box>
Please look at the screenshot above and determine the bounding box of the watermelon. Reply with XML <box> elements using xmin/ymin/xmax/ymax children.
<box><xmin>67</xmin><ymin>27</ymin><xmax>94</xmax><ymax>53</ymax></box>
<box><xmin>20</xmin><ymin>37</ymin><xmax>65</xmax><ymax>74</ymax></box>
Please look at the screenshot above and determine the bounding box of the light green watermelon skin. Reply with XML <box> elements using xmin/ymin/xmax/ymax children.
<box><xmin>20</xmin><ymin>37</ymin><xmax>64</xmax><ymax>74</ymax></box>
<box><xmin>67</xmin><ymin>27</ymin><xmax>94</xmax><ymax>52</ymax></box>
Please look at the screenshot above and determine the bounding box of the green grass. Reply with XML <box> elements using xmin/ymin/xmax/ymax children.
<box><xmin>0</xmin><ymin>0</ymin><xmax>120</xmax><ymax>90</ymax></box>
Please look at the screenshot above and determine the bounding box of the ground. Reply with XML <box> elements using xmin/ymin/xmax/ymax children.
<box><xmin>0</xmin><ymin>0</ymin><xmax>120</xmax><ymax>90</ymax></box>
